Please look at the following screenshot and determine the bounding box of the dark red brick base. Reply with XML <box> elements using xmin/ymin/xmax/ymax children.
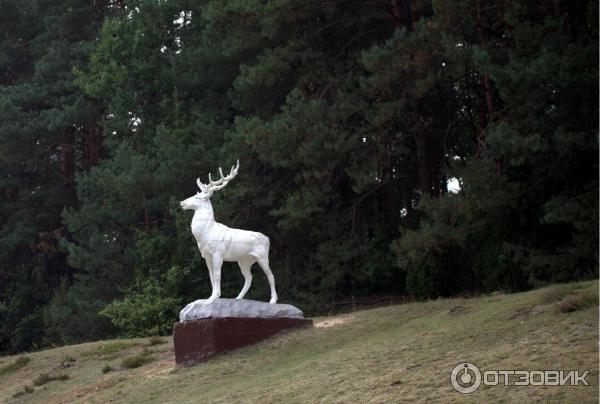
<box><xmin>173</xmin><ymin>317</ymin><xmax>313</xmax><ymax>365</ymax></box>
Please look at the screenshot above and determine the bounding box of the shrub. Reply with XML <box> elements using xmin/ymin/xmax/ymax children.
<box><xmin>32</xmin><ymin>374</ymin><xmax>50</xmax><ymax>386</ymax></box>
<box><xmin>148</xmin><ymin>336</ymin><xmax>164</xmax><ymax>346</ymax></box>
<box><xmin>12</xmin><ymin>385</ymin><xmax>34</xmax><ymax>398</ymax></box>
<box><xmin>121</xmin><ymin>350</ymin><xmax>153</xmax><ymax>369</ymax></box>
<box><xmin>556</xmin><ymin>293</ymin><xmax>597</xmax><ymax>313</ymax></box>
<box><xmin>60</xmin><ymin>354</ymin><xmax>77</xmax><ymax>368</ymax></box>
<box><xmin>101</xmin><ymin>364</ymin><xmax>113</xmax><ymax>374</ymax></box>
<box><xmin>32</xmin><ymin>373</ymin><xmax>69</xmax><ymax>386</ymax></box>
<box><xmin>100</xmin><ymin>264</ymin><xmax>186</xmax><ymax>337</ymax></box>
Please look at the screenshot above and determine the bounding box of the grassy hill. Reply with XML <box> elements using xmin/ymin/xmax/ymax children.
<box><xmin>0</xmin><ymin>281</ymin><xmax>598</xmax><ymax>403</ymax></box>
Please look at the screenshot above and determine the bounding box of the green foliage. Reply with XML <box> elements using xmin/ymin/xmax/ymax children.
<box><xmin>0</xmin><ymin>0</ymin><xmax>597</xmax><ymax>348</ymax></box>
<box><xmin>101</xmin><ymin>364</ymin><xmax>113</xmax><ymax>374</ymax></box>
<box><xmin>0</xmin><ymin>0</ymin><xmax>110</xmax><ymax>353</ymax></box>
<box><xmin>392</xmin><ymin>0</ymin><xmax>598</xmax><ymax>297</ymax></box>
<box><xmin>100</xmin><ymin>259</ymin><xmax>191</xmax><ymax>337</ymax></box>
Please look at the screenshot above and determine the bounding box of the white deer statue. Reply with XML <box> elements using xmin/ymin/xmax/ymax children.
<box><xmin>180</xmin><ymin>160</ymin><xmax>278</xmax><ymax>304</ymax></box>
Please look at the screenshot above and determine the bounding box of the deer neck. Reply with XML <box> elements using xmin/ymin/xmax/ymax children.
<box><xmin>191</xmin><ymin>201</ymin><xmax>215</xmax><ymax>243</ymax></box>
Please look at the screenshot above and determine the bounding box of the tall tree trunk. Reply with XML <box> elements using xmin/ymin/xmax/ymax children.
<box><xmin>391</xmin><ymin>0</ymin><xmax>414</xmax><ymax>30</ymax></box>
<box><xmin>391</xmin><ymin>0</ymin><xmax>442</xmax><ymax>196</ymax></box>
<box><xmin>414</xmin><ymin>125</ymin><xmax>442</xmax><ymax>197</ymax></box>
<box><xmin>379</xmin><ymin>143</ymin><xmax>401</xmax><ymax>227</ymax></box>
<box><xmin>83</xmin><ymin>122</ymin><xmax>101</xmax><ymax>170</ymax></box>
<box><xmin>475</xmin><ymin>0</ymin><xmax>496</xmax><ymax>157</ymax></box>
<box><xmin>61</xmin><ymin>126</ymin><xmax>76</xmax><ymax>206</ymax></box>
<box><xmin>60</xmin><ymin>125</ymin><xmax>76</xmax><ymax>280</ymax></box>
<box><xmin>414</xmin><ymin>131</ymin><xmax>433</xmax><ymax>195</ymax></box>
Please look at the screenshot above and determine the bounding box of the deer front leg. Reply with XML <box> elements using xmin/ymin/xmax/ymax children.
<box><xmin>206</xmin><ymin>254</ymin><xmax>223</xmax><ymax>304</ymax></box>
<box><xmin>204</xmin><ymin>256</ymin><xmax>215</xmax><ymax>301</ymax></box>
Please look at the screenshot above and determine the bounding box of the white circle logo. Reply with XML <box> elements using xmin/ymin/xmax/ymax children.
<box><xmin>451</xmin><ymin>362</ymin><xmax>482</xmax><ymax>394</ymax></box>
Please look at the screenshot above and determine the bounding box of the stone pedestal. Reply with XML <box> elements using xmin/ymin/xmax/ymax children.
<box><xmin>174</xmin><ymin>316</ymin><xmax>312</xmax><ymax>364</ymax></box>
<box><xmin>173</xmin><ymin>299</ymin><xmax>312</xmax><ymax>365</ymax></box>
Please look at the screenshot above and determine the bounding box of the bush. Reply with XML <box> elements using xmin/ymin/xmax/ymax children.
<box><xmin>32</xmin><ymin>373</ymin><xmax>50</xmax><ymax>386</ymax></box>
<box><xmin>148</xmin><ymin>336</ymin><xmax>164</xmax><ymax>346</ymax></box>
<box><xmin>121</xmin><ymin>349</ymin><xmax>153</xmax><ymax>369</ymax></box>
<box><xmin>556</xmin><ymin>293</ymin><xmax>597</xmax><ymax>313</ymax></box>
<box><xmin>60</xmin><ymin>354</ymin><xmax>76</xmax><ymax>368</ymax></box>
<box><xmin>32</xmin><ymin>373</ymin><xmax>69</xmax><ymax>386</ymax></box>
<box><xmin>100</xmin><ymin>265</ymin><xmax>187</xmax><ymax>337</ymax></box>
<box><xmin>101</xmin><ymin>364</ymin><xmax>113</xmax><ymax>374</ymax></box>
<box><xmin>12</xmin><ymin>385</ymin><xmax>34</xmax><ymax>398</ymax></box>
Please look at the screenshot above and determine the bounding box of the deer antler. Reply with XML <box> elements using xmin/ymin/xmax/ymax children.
<box><xmin>197</xmin><ymin>160</ymin><xmax>239</xmax><ymax>195</ymax></box>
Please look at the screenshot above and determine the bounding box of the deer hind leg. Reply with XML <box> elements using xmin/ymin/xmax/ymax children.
<box><xmin>236</xmin><ymin>257</ymin><xmax>254</xmax><ymax>300</ymax></box>
<box><xmin>256</xmin><ymin>257</ymin><xmax>278</xmax><ymax>304</ymax></box>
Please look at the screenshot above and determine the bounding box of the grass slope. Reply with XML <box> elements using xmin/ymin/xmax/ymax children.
<box><xmin>0</xmin><ymin>281</ymin><xmax>598</xmax><ymax>403</ymax></box>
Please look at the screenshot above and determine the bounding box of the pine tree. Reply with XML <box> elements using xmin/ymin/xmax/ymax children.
<box><xmin>0</xmin><ymin>0</ymin><xmax>596</xmax><ymax>343</ymax></box>
<box><xmin>0</xmin><ymin>0</ymin><xmax>109</xmax><ymax>352</ymax></box>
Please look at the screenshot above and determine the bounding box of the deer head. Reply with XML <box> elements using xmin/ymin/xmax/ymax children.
<box><xmin>180</xmin><ymin>160</ymin><xmax>240</xmax><ymax>210</ymax></box>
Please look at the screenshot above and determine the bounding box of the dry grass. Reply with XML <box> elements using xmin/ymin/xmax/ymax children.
<box><xmin>540</xmin><ymin>283</ymin><xmax>598</xmax><ymax>313</ymax></box>
<box><xmin>0</xmin><ymin>281</ymin><xmax>597</xmax><ymax>403</ymax></box>
<box><xmin>0</xmin><ymin>356</ymin><xmax>31</xmax><ymax>377</ymax></box>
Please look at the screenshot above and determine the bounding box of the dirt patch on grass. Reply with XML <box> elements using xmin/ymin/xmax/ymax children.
<box><xmin>67</xmin><ymin>375</ymin><xmax>123</xmax><ymax>402</ymax></box>
<box><xmin>140</xmin><ymin>358</ymin><xmax>176</xmax><ymax>379</ymax></box>
<box><xmin>507</xmin><ymin>304</ymin><xmax>548</xmax><ymax>320</ymax></box>
<box><xmin>315</xmin><ymin>316</ymin><xmax>354</xmax><ymax>328</ymax></box>
<box><xmin>447</xmin><ymin>305</ymin><xmax>468</xmax><ymax>314</ymax></box>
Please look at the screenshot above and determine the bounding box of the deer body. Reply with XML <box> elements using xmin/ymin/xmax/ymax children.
<box><xmin>191</xmin><ymin>204</ymin><xmax>270</xmax><ymax>262</ymax></box>
<box><xmin>181</xmin><ymin>160</ymin><xmax>277</xmax><ymax>304</ymax></box>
